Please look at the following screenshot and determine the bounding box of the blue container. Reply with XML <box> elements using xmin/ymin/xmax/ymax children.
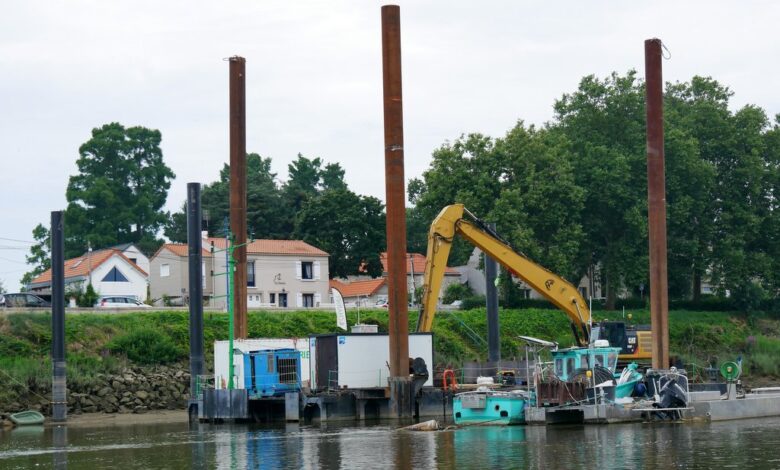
<box><xmin>243</xmin><ymin>349</ymin><xmax>301</xmax><ymax>398</ymax></box>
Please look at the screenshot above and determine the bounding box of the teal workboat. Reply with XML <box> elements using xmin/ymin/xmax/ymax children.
<box><xmin>549</xmin><ymin>345</ymin><xmax>642</xmax><ymax>400</ymax></box>
<box><xmin>454</xmin><ymin>389</ymin><xmax>528</xmax><ymax>425</ymax></box>
<box><xmin>9</xmin><ymin>410</ymin><xmax>45</xmax><ymax>426</ymax></box>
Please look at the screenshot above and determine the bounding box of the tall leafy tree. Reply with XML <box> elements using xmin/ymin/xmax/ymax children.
<box><xmin>64</xmin><ymin>123</ymin><xmax>174</xmax><ymax>256</ymax></box>
<box><xmin>166</xmin><ymin>154</ymin><xmax>287</xmax><ymax>240</ymax></box>
<box><xmin>408</xmin><ymin>133</ymin><xmax>501</xmax><ymax>265</ymax></box>
<box><xmin>761</xmin><ymin>115</ymin><xmax>780</xmax><ymax>296</ymax></box>
<box><xmin>552</xmin><ymin>72</ymin><xmax>648</xmax><ymax>308</ymax></box>
<box><xmin>295</xmin><ymin>189</ymin><xmax>386</xmax><ymax>278</ymax></box>
<box><xmin>664</xmin><ymin>77</ymin><xmax>727</xmax><ymax>299</ymax></box>
<box><xmin>407</xmin><ymin>122</ymin><xmax>584</xmax><ymax>286</ymax></box>
<box><xmin>20</xmin><ymin>223</ymin><xmax>51</xmax><ymax>287</ymax></box>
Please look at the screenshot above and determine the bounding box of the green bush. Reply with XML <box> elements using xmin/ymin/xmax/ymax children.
<box><xmin>461</xmin><ymin>295</ymin><xmax>486</xmax><ymax>310</ymax></box>
<box><xmin>77</xmin><ymin>283</ymin><xmax>100</xmax><ymax>307</ymax></box>
<box><xmin>669</xmin><ymin>296</ymin><xmax>734</xmax><ymax>312</ymax></box>
<box><xmin>108</xmin><ymin>328</ymin><xmax>182</xmax><ymax>364</ymax></box>
<box><xmin>442</xmin><ymin>283</ymin><xmax>472</xmax><ymax>304</ymax></box>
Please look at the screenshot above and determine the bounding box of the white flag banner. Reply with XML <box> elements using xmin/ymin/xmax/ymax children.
<box><xmin>331</xmin><ymin>287</ymin><xmax>348</xmax><ymax>331</ymax></box>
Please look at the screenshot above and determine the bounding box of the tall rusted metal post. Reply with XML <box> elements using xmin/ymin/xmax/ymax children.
<box><xmin>381</xmin><ymin>4</ymin><xmax>411</xmax><ymax>417</ymax></box>
<box><xmin>644</xmin><ymin>38</ymin><xmax>670</xmax><ymax>370</ymax></box>
<box><xmin>229</xmin><ymin>56</ymin><xmax>248</xmax><ymax>339</ymax></box>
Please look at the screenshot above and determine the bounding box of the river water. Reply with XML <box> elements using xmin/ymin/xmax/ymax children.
<box><xmin>2</xmin><ymin>417</ymin><xmax>780</xmax><ymax>469</ymax></box>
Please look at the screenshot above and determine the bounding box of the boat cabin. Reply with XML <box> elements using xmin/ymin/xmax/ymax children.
<box><xmin>552</xmin><ymin>347</ymin><xmax>621</xmax><ymax>381</ymax></box>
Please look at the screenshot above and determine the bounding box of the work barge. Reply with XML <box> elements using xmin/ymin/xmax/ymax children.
<box><xmin>195</xmin><ymin>330</ymin><xmax>780</xmax><ymax>426</ymax></box>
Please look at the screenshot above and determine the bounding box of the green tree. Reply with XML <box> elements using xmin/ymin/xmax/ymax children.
<box><xmin>282</xmin><ymin>154</ymin><xmax>324</xmax><ymax>219</ymax></box>
<box><xmin>166</xmin><ymin>154</ymin><xmax>288</xmax><ymax>241</ymax></box>
<box><xmin>295</xmin><ymin>189</ymin><xmax>386</xmax><ymax>278</ymax></box>
<box><xmin>408</xmin><ymin>122</ymin><xmax>585</xmax><ymax>284</ymax></box>
<box><xmin>664</xmin><ymin>77</ymin><xmax>726</xmax><ymax>299</ymax></box>
<box><xmin>552</xmin><ymin>72</ymin><xmax>648</xmax><ymax>308</ymax></box>
<box><xmin>163</xmin><ymin>202</ymin><xmax>188</xmax><ymax>243</ymax></box>
<box><xmin>64</xmin><ymin>123</ymin><xmax>174</xmax><ymax>257</ymax></box>
<box><xmin>761</xmin><ymin>114</ymin><xmax>780</xmax><ymax>295</ymax></box>
<box><xmin>20</xmin><ymin>223</ymin><xmax>51</xmax><ymax>287</ymax></box>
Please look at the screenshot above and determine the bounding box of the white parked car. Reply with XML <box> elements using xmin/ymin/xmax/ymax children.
<box><xmin>95</xmin><ymin>296</ymin><xmax>151</xmax><ymax>308</ymax></box>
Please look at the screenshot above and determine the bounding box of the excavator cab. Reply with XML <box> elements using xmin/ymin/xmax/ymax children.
<box><xmin>592</xmin><ymin>322</ymin><xmax>632</xmax><ymax>354</ymax></box>
<box><xmin>592</xmin><ymin>321</ymin><xmax>651</xmax><ymax>363</ymax></box>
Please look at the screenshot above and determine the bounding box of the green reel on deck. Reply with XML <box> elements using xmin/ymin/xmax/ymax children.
<box><xmin>720</xmin><ymin>361</ymin><xmax>741</xmax><ymax>381</ymax></box>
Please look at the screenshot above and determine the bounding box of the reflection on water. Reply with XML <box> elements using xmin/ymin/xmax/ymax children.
<box><xmin>2</xmin><ymin>417</ymin><xmax>780</xmax><ymax>469</ymax></box>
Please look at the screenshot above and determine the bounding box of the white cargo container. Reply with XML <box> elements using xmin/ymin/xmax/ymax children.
<box><xmin>309</xmin><ymin>333</ymin><xmax>434</xmax><ymax>390</ymax></box>
<box><xmin>214</xmin><ymin>338</ymin><xmax>311</xmax><ymax>390</ymax></box>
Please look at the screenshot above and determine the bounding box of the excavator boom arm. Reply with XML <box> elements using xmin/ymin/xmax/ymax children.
<box><xmin>417</xmin><ymin>204</ymin><xmax>591</xmax><ymax>346</ymax></box>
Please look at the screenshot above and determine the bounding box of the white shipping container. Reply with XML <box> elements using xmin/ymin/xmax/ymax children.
<box><xmin>214</xmin><ymin>338</ymin><xmax>311</xmax><ymax>390</ymax></box>
<box><xmin>309</xmin><ymin>333</ymin><xmax>434</xmax><ymax>389</ymax></box>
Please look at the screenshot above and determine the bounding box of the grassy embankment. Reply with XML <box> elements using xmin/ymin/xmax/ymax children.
<box><xmin>1</xmin><ymin>307</ymin><xmax>779</xmax><ymax>400</ymax></box>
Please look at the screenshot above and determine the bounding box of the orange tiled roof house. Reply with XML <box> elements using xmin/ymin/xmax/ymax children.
<box><xmin>28</xmin><ymin>245</ymin><xmax>149</xmax><ymax>302</ymax></box>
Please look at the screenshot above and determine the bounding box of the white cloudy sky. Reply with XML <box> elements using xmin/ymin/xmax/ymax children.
<box><xmin>0</xmin><ymin>1</ymin><xmax>778</xmax><ymax>291</ymax></box>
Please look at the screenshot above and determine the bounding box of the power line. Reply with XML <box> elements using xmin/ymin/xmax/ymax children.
<box><xmin>0</xmin><ymin>256</ymin><xmax>29</xmax><ymax>265</ymax></box>
<box><xmin>0</xmin><ymin>237</ymin><xmax>36</xmax><ymax>244</ymax></box>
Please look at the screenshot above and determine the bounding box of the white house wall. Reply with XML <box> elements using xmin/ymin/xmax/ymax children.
<box><xmin>121</xmin><ymin>246</ymin><xmax>150</xmax><ymax>276</ymax></box>
<box><xmin>90</xmin><ymin>254</ymin><xmax>148</xmax><ymax>300</ymax></box>
<box><xmin>212</xmin><ymin>254</ymin><xmax>330</xmax><ymax>310</ymax></box>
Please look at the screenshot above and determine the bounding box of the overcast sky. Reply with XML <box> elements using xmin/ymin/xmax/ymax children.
<box><xmin>1</xmin><ymin>1</ymin><xmax>778</xmax><ymax>291</ymax></box>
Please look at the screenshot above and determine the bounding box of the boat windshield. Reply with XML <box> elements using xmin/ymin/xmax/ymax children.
<box><xmin>608</xmin><ymin>352</ymin><xmax>618</xmax><ymax>371</ymax></box>
<box><xmin>566</xmin><ymin>358</ymin><xmax>575</xmax><ymax>376</ymax></box>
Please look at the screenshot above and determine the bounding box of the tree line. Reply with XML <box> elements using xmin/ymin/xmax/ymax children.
<box><xmin>20</xmin><ymin>71</ymin><xmax>780</xmax><ymax>310</ymax></box>
<box><xmin>163</xmin><ymin>153</ymin><xmax>386</xmax><ymax>278</ymax></box>
<box><xmin>407</xmin><ymin>72</ymin><xmax>780</xmax><ymax>309</ymax></box>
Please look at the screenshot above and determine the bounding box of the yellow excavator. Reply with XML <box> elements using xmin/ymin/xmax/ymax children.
<box><xmin>416</xmin><ymin>204</ymin><xmax>652</xmax><ymax>363</ymax></box>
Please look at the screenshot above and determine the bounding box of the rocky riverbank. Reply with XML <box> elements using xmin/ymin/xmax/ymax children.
<box><xmin>1</xmin><ymin>365</ymin><xmax>191</xmax><ymax>416</ymax></box>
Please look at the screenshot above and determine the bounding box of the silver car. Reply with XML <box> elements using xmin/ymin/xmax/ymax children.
<box><xmin>95</xmin><ymin>296</ymin><xmax>151</xmax><ymax>308</ymax></box>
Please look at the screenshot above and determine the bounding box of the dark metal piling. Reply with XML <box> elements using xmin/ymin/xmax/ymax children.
<box><xmin>229</xmin><ymin>56</ymin><xmax>248</xmax><ymax>339</ymax></box>
<box><xmin>51</xmin><ymin>210</ymin><xmax>66</xmax><ymax>422</ymax></box>
<box><xmin>187</xmin><ymin>182</ymin><xmax>205</xmax><ymax>415</ymax></box>
<box><xmin>644</xmin><ymin>38</ymin><xmax>670</xmax><ymax>370</ymax></box>
<box><xmin>485</xmin><ymin>223</ymin><xmax>500</xmax><ymax>364</ymax></box>
<box><xmin>381</xmin><ymin>4</ymin><xmax>411</xmax><ymax>417</ymax></box>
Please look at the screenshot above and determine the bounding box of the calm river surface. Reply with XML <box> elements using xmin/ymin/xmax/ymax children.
<box><xmin>3</xmin><ymin>417</ymin><xmax>780</xmax><ymax>469</ymax></box>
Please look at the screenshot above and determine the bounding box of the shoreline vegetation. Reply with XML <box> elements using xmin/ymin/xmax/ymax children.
<box><xmin>1</xmin><ymin>308</ymin><xmax>778</xmax><ymax>414</ymax></box>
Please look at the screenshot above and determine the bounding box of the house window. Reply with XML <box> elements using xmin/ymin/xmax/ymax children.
<box><xmin>270</xmin><ymin>293</ymin><xmax>276</xmax><ymax>305</ymax></box>
<box><xmin>129</xmin><ymin>257</ymin><xmax>137</xmax><ymax>265</ymax></box>
<box><xmin>247</xmin><ymin>261</ymin><xmax>256</xmax><ymax>287</ymax></box>
<box><xmin>160</xmin><ymin>264</ymin><xmax>170</xmax><ymax>277</ymax></box>
<box><xmin>303</xmin><ymin>293</ymin><xmax>314</xmax><ymax>307</ymax></box>
<box><xmin>301</xmin><ymin>261</ymin><xmax>313</xmax><ymax>280</ymax></box>
<box><xmin>102</xmin><ymin>266</ymin><xmax>128</xmax><ymax>282</ymax></box>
